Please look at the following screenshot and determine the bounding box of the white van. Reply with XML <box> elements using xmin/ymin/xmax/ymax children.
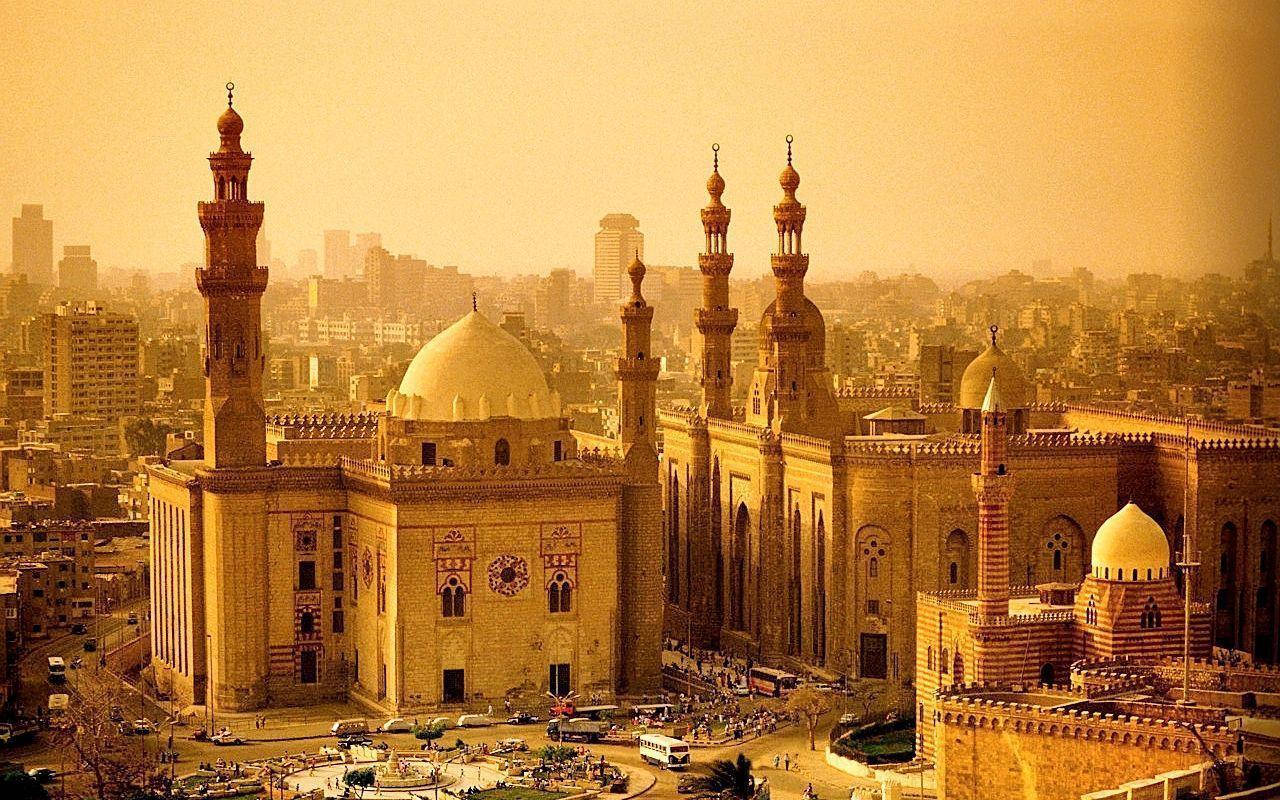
<box><xmin>638</xmin><ymin>733</ymin><xmax>691</xmax><ymax>769</ymax></box>
<box><xmin>330</xmin><ymin>718</ymin><xmax>368</xmax><ymax>737</ymax></box>
<box><xmin>456</xmin><ymin>714</ymin><xmax>493</xmax><ymax>728</ymax></box>
<box><xmin>380</xmin><ymin>717</ymin><xmax>413</xmax><ymax>733</ymax></box>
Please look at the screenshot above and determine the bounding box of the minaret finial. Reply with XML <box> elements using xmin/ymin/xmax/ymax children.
<box><xmin>471</xmin><ymin>291</ymin><xmax>478</xmax><ymax>312</ymax></box>
<box><xmin>786</xmin><ymin>134</ymin><xmax>793</xmax><ymax>165</ymax></box>
<box><xmin>989</xmin><ymin>324</ymin><xmax>998</xmax><ymax>346</ymax></box>
<box><xmin>226</xmin><ymin>81</ymin><xmax>235</xmax><ymax>108</ymax></box>
<box><xmin>712</xmin><ymin>142</ymin><xmax>719</xmax><ymax>172</ymax></box>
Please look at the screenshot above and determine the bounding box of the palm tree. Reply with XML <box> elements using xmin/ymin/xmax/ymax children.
<box><xmin>707</xmin><ymin>753</ymin><xmax>755</xmax><ymax>799</ymax></box>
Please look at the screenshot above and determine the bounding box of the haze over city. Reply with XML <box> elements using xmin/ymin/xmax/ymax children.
<box><xmin>3</xmin><ymin>0</ymin><xmax>1277</xmax><ymax>280</ymax></box>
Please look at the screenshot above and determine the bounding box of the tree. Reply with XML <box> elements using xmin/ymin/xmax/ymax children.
<box><xmin>0</xmin><ymin>770</ymin><xmax>49</xmax><ymax>800</ymax></box>
<box><xmin>49</xmin><ymin>681</ymin><xmax>168</xmax><ymax>800</ymax></box>
<box><xmin>845</xmin><ymin>680</ymin><xmax>881</xmax><ymax>721</ymax></box>
<box><xmin>707</xmin><ymin>753</ymin><xmax>755</xmax><ymax>800</ymax></box>
<box><xmin>785</xmin><ymin>687</ymin><xmax>835</xmax><ymax>751</ymax></box>
<box><xmin>344</xmin><ymin>767</ymin><xmax>376</xmax><ymax>799</ymax></box>
<box><xmin>123</xmin><ymin>418</ymin><xmax>174</xmax><ymax>458</ymax></box>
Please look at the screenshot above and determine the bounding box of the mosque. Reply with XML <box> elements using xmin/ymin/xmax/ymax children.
<box><xmin>146</xmin><ymin>93</ymin><xmax>662</xmax><ymax>712</ymax></box>
<box><xmin>659</xmin><ymin>139</ymin><xmax>1280</xmax><ymax>697</ymax></box>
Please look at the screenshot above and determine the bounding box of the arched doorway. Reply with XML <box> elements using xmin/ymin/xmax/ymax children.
<box><xmin>1039</xmin><ymin>663</ymin><xmax>1054</xmax><ymax>686</ymax></box>
<box><xmin>1217</xmin><ymin>522</ymin><xmax>1238</xmax><ymax>649</ymax></box>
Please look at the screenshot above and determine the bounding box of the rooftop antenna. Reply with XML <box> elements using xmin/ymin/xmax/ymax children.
<box><xmin>1176</xmin><ymin>416</ymin><xmax>1200</xmax><ymax>705</ymax></box>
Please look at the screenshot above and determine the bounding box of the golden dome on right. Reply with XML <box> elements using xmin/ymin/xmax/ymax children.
<box><xmin>958</xmin><ymin>330</ymin><xmax>1029</xmax><ymax>410</ymax></box>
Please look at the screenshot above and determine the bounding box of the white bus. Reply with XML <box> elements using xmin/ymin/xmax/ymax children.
<box><xmin>47</xmin><ymin>657</ymin><xmax>66</xmax><ymax>684</ymax></box>
<box><xmin>638</xmin><ymin>733</ymin><xmax>690</xmax><ymax>770</ymax></box>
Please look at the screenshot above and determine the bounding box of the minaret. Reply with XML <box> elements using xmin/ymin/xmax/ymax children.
<box><xmin>696</xmin><ymin>144</ymin><xmax>738</xmax><ymax>419</ymax></box>
<box><xmin>767</xmin><ymin>136</ymin><xmax>811</xmax><ymax>425</ymax></box>
<box><xmin>618</xmin><ymin>253</ymin><xmax>659</xmax><ymax>468</ymax></box>
<box><xmin>616</xmin><ymin>252</ymin><xmax>662</xmax><ymax>691</ymax></box>
<box><xmin>973</xmin><ymin>375</ymin><xmax>1012</xmax><ymax>618</ymax></box>
<box><xmin>197</xmin><ymin>83</ymin><xmax>268</xmax><ymax>469</ymax></box>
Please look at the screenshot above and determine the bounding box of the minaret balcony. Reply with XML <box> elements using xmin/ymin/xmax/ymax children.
<box><xmin>695</xmin><ymin>307</ymin><xmax>738</xmax><ymax>333</ymax></box>
<box><xmin>698</xmin><ymin>253</ymin><xmax>734</xmax><ymax>275</ymax></box>
<box><xmin>615</xmin><ymin>358</ymin><xmax>660</xmax><ymax>380</ymax></box>
<box><xmin>196</xmin><ymin>264</ymin><xmax>269</xmax><ymax>294</ymax></box>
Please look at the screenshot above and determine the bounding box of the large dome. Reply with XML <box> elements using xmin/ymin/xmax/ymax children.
<box><xmin>386</xmin><ymin>310</ymin><xmax>558</xmax><ymax>422</ymax></box>
<box><xmin>1090</xmin><ymin>502</ymin><xmax>1172</xmax><ymax>581</ymax></box>
<box><xmin>958</xmin><ymin>340</ymin><xmax>1029</xmax><ymax>409</ymax></box>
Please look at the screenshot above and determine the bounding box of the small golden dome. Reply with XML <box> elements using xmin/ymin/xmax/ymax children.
<box><xmin>707</xmin><ymin>170</ymin><xmax>725</xmax><ymax>200</ymax></box>
<box><xmin>780</xmin><ymin>135</ymin><xmax>800</xmax><ymax>194</ymax></box>
<box><xmin>958</xmin><ymin>333</ymin><xmax>1028</xmax><ymax>409</ymax></box>
<box><xmin>1090</xmin><ymin>503</ymin><xmax>1172</xmax><ymax>581</ymax></box>
<box><xmin>217</xmin><ymin>106</ymin><xmax>243</xmax><ymax>138</ymax></box>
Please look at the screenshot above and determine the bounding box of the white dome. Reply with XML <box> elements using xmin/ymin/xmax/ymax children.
<box><xmin>386</xmin><ymin>310</ymin><xmax>559</xmax><ymax>422</ymax></box>
<box><xmin>1090</xmin><ymin>502</ymin><xmax>1171</xmax><ymax>582</ymax></box>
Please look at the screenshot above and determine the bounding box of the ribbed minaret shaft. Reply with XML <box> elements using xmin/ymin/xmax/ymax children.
<box><xmin>973</xmin><ymin>375</ymin><xmax>1012</xmax><ymax>618</ymax></box>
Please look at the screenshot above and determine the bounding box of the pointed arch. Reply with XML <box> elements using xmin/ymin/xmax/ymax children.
<box><xmin>731</xmin><ymin>502</ymin><xmax>749</xmax><ymax>630</ymax></box>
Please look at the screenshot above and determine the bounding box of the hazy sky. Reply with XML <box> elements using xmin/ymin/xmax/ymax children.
<box><xmin>2</xmin><ymin>1</ymin><xmax>1277</xmax><ymax>283</ymax></box>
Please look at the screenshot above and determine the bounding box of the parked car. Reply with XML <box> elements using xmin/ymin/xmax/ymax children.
<box><xmin>70</xmin><ymin>623</ymin><xmax>87</xmax><ymax>635</ymax></box>
<box><xmin>456</xmin><ymin>714</ymin><xmax>493</xmax><ymax>728</ymax></box>
<box><xmin>82</xmin><ymin>638</ymin><xmax>97</xmax><ymax>652</ymax></box>
<box><xmin>126</xmin><ymin>612</ymin><xmax>139</xmax><ymax>625</ymax></box>
<box><xmin>506</xmin><ymin>712</ymin><xmax>540</xmax><ymax>725</ymax></box>
<box><xmin>379</xmin><ymin>717</ymin><xmax>413</xmax><ymax>733</ymax></box>
<box><xmin>731</xmin><ymin>683</ymin><xmax>751</xmax><ymax>697</ymax></box>
<box><xmin>211</xmin><ymin>732</ymin><xmax>244</xmax><ymax>746</ymax></box>
<box><xmin>28</xmin><ymin>768</ymin><xmax>56</xmax><ymax>784</ymax></box>
<box><xmin>838</xmin><ymin>713</ymin><xmax>858</xmax><ymax>726</ymax></box>
<box><xmin>133</xmin><ymin>719</ymin><xmax>155</xmax><ymax>735</ymax></box>
<box><xmin>337</xmin><ymin>734</ymin><xmax>373</xmax><ymax>749</ymax></box>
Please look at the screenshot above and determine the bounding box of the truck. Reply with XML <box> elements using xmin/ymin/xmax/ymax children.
<box><xmin>546</xmin><ymin>717</ymin><xmax>608</xmax><ymax>743</ymax></box>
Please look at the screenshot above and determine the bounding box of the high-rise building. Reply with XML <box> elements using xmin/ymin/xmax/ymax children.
<box><xmin>11</xmin><ymin>204</ymin><xmax>53</xmax><ymax>285</ymax></box>
<box><xmin>593</xmin><ymin>213</ymin><xmax>643</xmax><ymax>306</ymax></box>
<box><xmin>57</xmin><ymin>245</ymin><xmax>98</xmax><ymax>296</ymax></box>
<box><xmin>41</xmin><ymin>301</ymin><xmax>140</xmax><ymax>420</ymax></box>
<box><xmin>352</xmin><ymin>232</ymin><xmax>381</xmax><ymax>277</ymax></box>
<box><xmin>323</xmin><ymin>229</ymin><xmax>352</xmax><ymax>278</ymax></box>
<box><xmin>297</xmin><ymin>248</ymin><xmax>318</xmax><ymax>277</ymax></box>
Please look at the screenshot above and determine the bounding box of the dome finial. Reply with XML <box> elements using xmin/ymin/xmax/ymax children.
<box><xmin>472</xmin><ymin>291</ymin><xmax>478</xmax><ymax>312</ymax></box>
<box><xmin>712</xmin><ymin>142</ymin><xmax>719</xmax><ymax>172</ymax></box>
<box><xmin>786</xmin><ymin>134</ymin><xmax>793</xmax><ymax>165</ymax></box>
<box><xmin>989</xmin><ymin>324</ymin><xmax>999</xmax><ymax>346</ymax></box>
<box><xmin>226</xmin><ymin>81</ymin><xmax>235</xmax><ymax>108</ymax></box>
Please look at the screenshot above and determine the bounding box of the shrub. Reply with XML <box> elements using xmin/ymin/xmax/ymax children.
<box><xmin>345</xmin><ymin>768</ymin><xmax>376</xmax><ymax>788</ymax></box>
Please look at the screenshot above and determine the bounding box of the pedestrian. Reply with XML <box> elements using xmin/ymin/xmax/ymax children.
<box><xmin>783</xmin><ymin>754</ymin><xmax>790</xmax><ymax>771</ymax></box>
<box><xmin>773</xmin><ymin>754</ymin><xmax>780</xmax><ymax>769</ymax></box>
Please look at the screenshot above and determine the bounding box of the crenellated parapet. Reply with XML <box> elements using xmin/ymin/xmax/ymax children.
<box><xmin>267</xmin><ymin>412</ymin><xmax>380</xmax><ymax>440</ymax></box>
<box><xmin>936</xmin><ymin>684</ymin><xmax>1234</xmax><ymax>753</ymax></box>
<box><xmin>836</xmin><ymin>386</ymin><xmax>917</xmax><ymax>400</ymax></box>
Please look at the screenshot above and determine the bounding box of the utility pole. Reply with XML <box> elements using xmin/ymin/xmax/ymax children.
<box><xmin>1177</xmin><ymin>419</ymin><xmax>1200</xmax><ymax>705</ymax></box>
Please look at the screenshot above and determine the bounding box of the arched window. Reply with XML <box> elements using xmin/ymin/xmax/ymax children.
<box><xmin>940</xmin><ymin>648</ymin><xmax>949</xmax><ymax>675</ymax></box>
<box><xmin>953</xmin><ymin>652</ymin><xmax>965</xmax><ymax>684</ymax></box>
<box><xmin>1086</xmin><ymin>597</ymin><xmax>1098</xmax><ymax>626</ymax></box>
<box><xmin>1053</xmin><ymin>550</ymin><xmax>1062</xmax><ymax>571</ymax></box>
<box><xmin>927</xmin><ymin>646</ymin><xmax>935</xmax><ymax>671</ymax></box>
<box><xmin>299</xmin><ymin>611</ymin><xmax>315</xmax><ymax>634</ymax></box>
<box><xmin>949</xmin><ymin>562</ymin><xmax>958</xmax><ymax>584</ymax></box>
<box><xmin>549</xmin><ymin>572</ymin><xmax>572</xmax><ymax>613</ymax></box>
<box><xmin>752</xmin><ymin>390</ymin><xmax>761</xmax><ymax>416</ymax></box>
<box><xmin>1141</xmin><ymin>597</ymin><xmax>1161</xmax><ymax>629</ymax></box>
<box><xmin>442</xmin><ymin>577</ymin><xmax>466</xmax><ymax>618</ymax></box>
<box><xmin>868</xmin><ymin>557</ymin><xmax>879</xmax><ymax>579</ymax></box>
<box><xmin>494</xmin><ymin>438</ymin><xmax>510</xmax><ymax>466</ymax></box>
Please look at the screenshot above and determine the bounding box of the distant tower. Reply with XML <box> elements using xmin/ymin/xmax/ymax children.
<box><xmin>973</xmin><ymin>375</ymin><xmax>1012</xmax><ymax>617</ymax></box>
<box><xmin>11</xmin><ymin>204</ymin><xmax>53</xmax><ymax>285</ymax></box>
<box><xmin>616</xmin><ymin>252</ymin><xmax>663</xmax><ymax>691</ymax></box>
<box><xmin>197</xmin><ymin>84</ymin><xmax>267</xmax><ymax>469</ymax></box>
<box><xmin>696</xmin><ymin>144</ymin><xmax>738</xmax><ymax>419</ymax></box>
<box><xmin>594</xmin><ymin>214</ymin><xmax>643</xmax><ymax>306</ymax></box>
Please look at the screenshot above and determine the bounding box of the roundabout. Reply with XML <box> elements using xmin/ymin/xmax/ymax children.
<box><xmin>285</xmin><ymin>754</ymin><xmax>506</xmax><ymax>799</ymax></box>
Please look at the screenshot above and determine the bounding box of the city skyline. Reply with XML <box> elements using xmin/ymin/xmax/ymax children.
<box><xmin>2</xmin><ymin>1</ymin><xmax>1277</xmax><ymax>282</ymax></box>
